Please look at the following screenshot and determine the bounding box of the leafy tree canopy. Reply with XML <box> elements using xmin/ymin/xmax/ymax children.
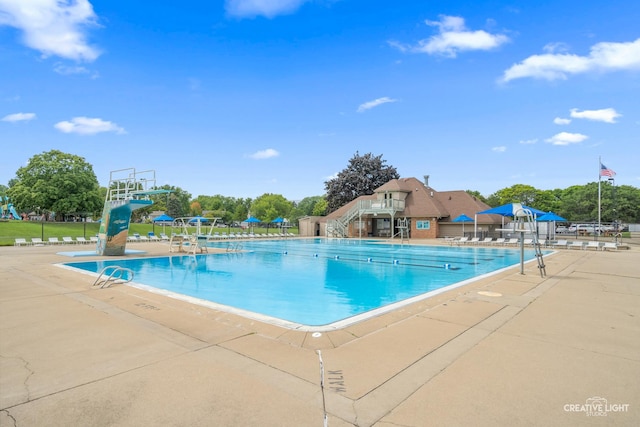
<box><xmin>8</xmin><ymin>150</ymin><xmax>102</xmax><ymax>219</ymax></box>
<box><xmin>250</xmin><ymin>193</ymin><xmax>293</xmax><ymax>222</ymax></box>
<box><xmin>289</xmin><ymin>195</ymin><xmax>325</xmax><ymax>221</ymax></box>
<box><xmin>324</xmin><ymin>152</ymin><xmax>400</xmax><ymax>213</ymax></box>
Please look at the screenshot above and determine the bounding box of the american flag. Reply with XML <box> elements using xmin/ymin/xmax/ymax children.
<box><xmin>600</xmin><ymin>163</ymin><xmax>616</xmax><ymax>178</ymax></box>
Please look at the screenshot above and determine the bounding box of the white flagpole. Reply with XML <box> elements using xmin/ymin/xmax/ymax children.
<box><xmin>598</xmin><ymin>156</ymin><xmax>601</xmax><ymax>236</ymax></box>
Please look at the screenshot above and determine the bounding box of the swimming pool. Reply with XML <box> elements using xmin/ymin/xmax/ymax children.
<box><xmin>62</xmin><ymin>239</ymin><xmax>545</xmax><ymax>330</ymax></box>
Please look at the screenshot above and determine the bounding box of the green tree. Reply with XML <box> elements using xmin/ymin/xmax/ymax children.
<box><xmin>487</xmin><ymin>184</ymin><xmax>540</xmax><ymax>207</ymax></box>
<box><xmin>250</xmin><ymin>194</ymin><xmax>293</xmax><ymax>221</ymax></box>
<box><xmin>613</xmin><ymin>184</ymin><xmax>640</xmax><ymax>223</ymax></box>
<box><xmin>150</xmin><ymin>185</ymin><xmax>191</xmax><ymax>218</ymax></box>
<box><xmin>7</xmin><ymin>150</ymin><xmax>102</xmax><ymax>220</ymax></box>
<box><xmin>465</xmin><ymin>190</ymin><xmax>487</xmax><ymax>204</ymax></box>
<box><xmin>312</xmin><ymin>198</ymin><xmax>328</xmax><ymax>216</ymax></box>
<box><xmin>166</xmin><ymin>193</ymin><xmax>183</xmax><ymax>219</ymax></box>
<box><xmin>325</xmin><ymin>152</ymin><xmax>400</xmax><ymax>213</ymax></box>
<box><xmin>233</xmin><ymin>198</ymin><xmax>252</xmax><ymax>223</ymax></box>
<box><xmin>290</xmin><ymin>195</ymin><xmax>325</xmax><ymax>222</ymax></box>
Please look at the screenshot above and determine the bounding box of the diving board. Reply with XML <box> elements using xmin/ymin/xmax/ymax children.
<box><xmin>96</xmin><ymin>168</ymin><xmax>166</xmax><ymax>256</ymax></box>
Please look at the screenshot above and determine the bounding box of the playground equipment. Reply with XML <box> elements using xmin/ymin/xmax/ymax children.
<box><xmin>1</xmin><ymin>196</ymin><xmax>22</xmax><ymax>220</ymax></box>
<box><xmin>96</xmin><ymin>168</ymin><xmax>170</xmax><ymax>256</ymax></box>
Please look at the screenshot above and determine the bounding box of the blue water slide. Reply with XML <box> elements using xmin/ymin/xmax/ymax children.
<box><xmin>8</xmin><ymin>204</ymin><xmax>21</xmax><ymax>220</ymax></box>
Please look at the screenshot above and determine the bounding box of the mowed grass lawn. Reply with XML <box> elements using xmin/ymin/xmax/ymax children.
<box><xmin>0</xmin><ymin>220</ymin><xmax>298</xmax><ymax>246</ymax></box>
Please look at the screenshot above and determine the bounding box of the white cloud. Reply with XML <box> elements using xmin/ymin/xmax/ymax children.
<box><xmin>357</xmin><ymin>97</ymin><xmax>397</xmax><ymax>113</ymax></box>
<box><xmin>54</xmin><ymin>117</ymin><xmax>125</xmax><ymax>135</ymax></box>
<box><xmin>570</xmin><ymin>108</ymin><xmax>621</xmax><ymax>123</ymax></box>
<box><xmin>502</xmin><ymin>38</ymin><xmax>640</xmax><ymax>82</ymax></box>
<box><xmin>553</xmin><ymin>117</ymin><xmax>571</xmax><ymax>125</ymax></box>
<box><xmin>543</xmin><ymin>42</ymin><xmax>570</xmax><ymax>54</ymax></box>
<box><xmin>0</xmin><ymin>0</ymin><xmax>100</xmax><ymax>61</ymax></box>
<box><xmin>53</xmin><ymin>63</ymin><xmax>97</xmax><ymax>77</ymax></box>
<box><xmin>225</xmin><ymin>0</ymin><xmax>308</xmax><ymax>18</ymax></box>
<box><xmin>2</xmin><ymin>112</ymin><xmax>36</xmax><ymax>122</ymax></box>
<box><xmin>519</xmin><ymin>138</ymin><xmax>537</xmax><ymax>144</ymax></box>
<box><xmin>391</xmin><ymin>15</ymin><xmax>509</xmax><ymax>58</ymax></box>
<box><xmin>545</xmin><ymin>132</ymin><xmax>588</xmax><ymax>146</ymax></box>
<box><xmin>249</xmin><ymin>148</ymin><xmax>279</xmax><ymax>159</ymax></box>
<box><xmin>492</xmin><ymin>146</ymin><xmax>507</xmax><ymax>152</ymax></box>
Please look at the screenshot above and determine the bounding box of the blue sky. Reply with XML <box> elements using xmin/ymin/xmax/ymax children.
<box><xmin>1</xmin><ymin>0</ymin><xmax>638</xmax><ymax>201</ymax></box>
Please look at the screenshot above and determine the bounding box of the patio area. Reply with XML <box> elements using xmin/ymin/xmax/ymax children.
<box><xmin>1</xmin><ymin>240</ymin><xmax>638</xmax><ymax>426</ymax></box>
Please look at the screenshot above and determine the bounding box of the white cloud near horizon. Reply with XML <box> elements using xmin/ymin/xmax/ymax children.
<box><xmin>2</xmin><ymin>112</ymin><xmax>36</xmax><ymax>122</ymax></box>
<box><xmin>357</xmin><ymin>97</ymin><xmax>397</xmax><ymax>113</ymax></box>
<box><xmin>570</xmin><ymin>108</ymin><xmax>621</xmax><ymax>123</ymax></box>
<box><xmin>54</xmin><ymin>117</ymin><xmax>125</xmax><ymax>135</ymax></box>
<box><xmin>389</xmin><ymin>15</ymin><xmax>509</xmax><ymax>58</ymax></box>
<box><xmin>554</xmin><ymin>117</ymin><xmax>571</xmax><ymax>125</ymax></box>
<box><xmin>0</xmin><ymin>0</ymin><xmax>100</xmax><ymax>61</ymax></box>
<box><xmin>519</xmin><ymin>138</ymin><xmax>537</xmax><ymax>144</ymax></box>
<box><xmin>502</xmin><ymin>38</ymin><xmax>640</xmax><ymax>82</ymax></box>
<box><xmin>492</xmin><ymin>146</ymin><xmax>507</xmax><ymax>152</ymax></box>
<box><xmin>545</xmin><ymin>132</ymin><xmax>588</xmax><ymax>146</ymax></box>
<box><xmin>249</xmin><ymin>148</ymin><xmax>280</xmax><ymax>159</ymax></box>
<box><xmin>53</xmin><ymin>62</ymin><xmax>98</xmax><ymax>78</ymax></box>
<box><xmin>225</xmin><ymin>0</ymin><xmax>308</xmax><ymax>18</ymax></box>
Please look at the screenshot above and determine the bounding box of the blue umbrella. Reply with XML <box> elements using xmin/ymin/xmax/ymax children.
<box><xmin>452</xmin><ymin>214</ymin><xmax>474</xmax><ymax>222</ymax></box>
<box><xmin>188</xmin><ymin>216</ymin><xmax>209</xmax><ymax>223</ymax></box>
<box><xmin>537</xmin><ymin>212</ymin><xmax>567</xmax><ymax>240</ymax></box>
<box><xmin>271</xmin><ymin>217</ymin><xmax>284</xmax><ymax>223</ymax></box>
<box><xmin>536</xmin><ymin>212</ymin><xmax>567</xmax><ymax>222</ymax></box>
<box><xmin>153</xmin><ymin>214</ymin><xmax>173</xmax><ymax>222</ymax></box>
<box><xmin>452</xmin><ymin>214</ymin><xmax>473</xmax><ymax>236</ymax></box>
<box><xmin>477</xmin><ymin>203</ymin><xmax>546</xmax><ymax>217</ymax></box>
<box><xmin>245</xmin><ymin>216</ymin><xmax>261</xmax><ymax>233</ymax></box>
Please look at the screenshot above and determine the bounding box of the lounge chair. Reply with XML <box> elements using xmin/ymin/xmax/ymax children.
<box><xmin>159</xmin><ymin>233</ymin><xmax>170</xmax><ymax>241</ymax></box>
<box><xmin>480</xmin><ymin>237</ymin><xmax>493</xmax><ymax>245</ymax></box>
<box><xmin>504</xmin><ymin>238</ymin><xmax>519</xmax><ymax>246</ymax></box>
<box><xmin>455</xmin><ymin>237</ymin><xmax>469</xmax><ymax>245</ymax></box>
<box><xmin>468</xmin><ymin>237</ymin><xmax>480</xmax><ymax>245</ymax></box>
<box><xmin>492</xmin><ymin>238</ymin><xmax>506</xmax><ymax>246</ymax></box>
<box><xmin>89</xmin><ymin>236</ymin><xmax>98</xmax><ymax>243</ymax></box>
<box><xmin>567</xmin><ymin>241</ymin><xmax>585</xmax><ymax>250</ymax></box>
<box><xmin>31</xmin><ymin>237</ymin><xmax>44</xmax><ymax>246</ymax></box>
<box><xmin>523</xmin><ymin>238</ymin><xmax>533</xmax><ymax>246</ymax></box>
<box><xmin>585</xmin><ymin>241</ymin><xmax>601</xmax><ymax>251</ymax></box>
<box><xmin>552</xmin><ymin>240</ymin><xmax>568</xmax><ymax>249</ymax></box>
<box><xmin>14</xmin><ymin>238</ymin><xmax>29</xmax><ymax>247</ymax></box>
<box><xmin>48</xmin><ymin>237</ymin><xmax>61</xmax><ymax>245</ymax></box>
<box><xmin>602</xmin><ymin>242</ymin><xmax>618</xmax><ymax>251</ymax></box>
<box><xmin>76</xmin><ymin>237</ymin><xmax>89</xmax><ymax>244</ymax></box>
<box><xmin>62</xmin><ymin>236</ymin><xmax>75</xmax><ymax>244</ymax></box>
<box><xmin>138</xmin><ymin>235</ymin><xmax>150</xmax><ymax>242</ymax></box>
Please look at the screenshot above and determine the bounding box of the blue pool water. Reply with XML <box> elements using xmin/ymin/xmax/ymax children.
<box><xmin>63</xmin><ymin>239</ymin><xmax>544</xmax><ymax>329</ymax></box>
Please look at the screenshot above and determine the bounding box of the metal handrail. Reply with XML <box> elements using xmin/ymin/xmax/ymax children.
<box><xmin>92</xmin><ymin>266</ymin><xmax>134</xmax><ymax>288</ymax></box>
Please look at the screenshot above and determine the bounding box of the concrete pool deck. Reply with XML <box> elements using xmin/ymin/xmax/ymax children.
<box><xmin>1</xmin><ymin>240</ymin><xmax>638</xmax><ymax>426</ymax></box>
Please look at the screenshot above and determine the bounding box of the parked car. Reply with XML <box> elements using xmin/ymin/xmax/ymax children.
<box><xmin>556</xmin><ymin>225</ymin><xmax>568</xmax><ymax>233</ymax></box>
<box><xmin>569</xmin><ymin>224</ymin><xmax>604</xmax><ymax>234</ymax></box>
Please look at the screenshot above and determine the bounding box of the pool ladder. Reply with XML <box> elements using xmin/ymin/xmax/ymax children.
<box><xmin>92</xmin><ymin>266</ymin><xmax>134</xmax><ymax>288</ymax></box>
<box><xmin>226</xmin><ymin>241</ymin><xmax>243</xmax><ymax>252</ymax></box>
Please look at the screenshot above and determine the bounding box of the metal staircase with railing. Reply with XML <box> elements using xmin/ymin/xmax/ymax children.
<box><xmin>326</xmin><ymin>199</ymin><xmax>405</xmax><ymax>238</ymax></box>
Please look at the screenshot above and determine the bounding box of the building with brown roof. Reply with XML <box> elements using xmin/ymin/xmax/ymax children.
<box><xmin>298</xmin><ymin>177</ymin><xmax>504</xmax><ymax>239</ymax></box>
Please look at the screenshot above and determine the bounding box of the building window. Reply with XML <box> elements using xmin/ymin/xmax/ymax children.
<box><xmin>416</xmin><ymin>220</ymin><xmax>430</xmax><ymax>230</ymax></box>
